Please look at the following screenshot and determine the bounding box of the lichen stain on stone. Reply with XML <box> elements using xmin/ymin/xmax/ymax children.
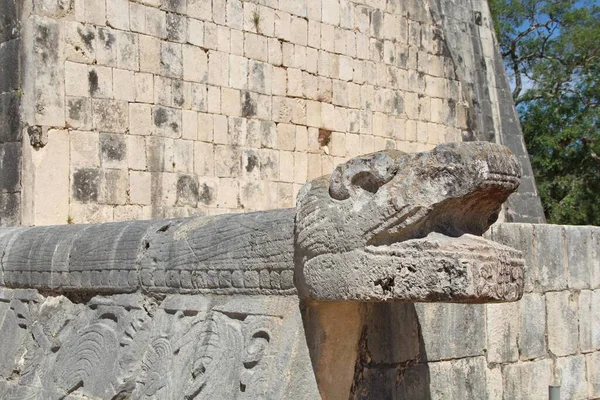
<box><xmin>176</xmin><ymin>175</ymin><xmax>200</xmax><ymax>207</ymax></box>
<box><xmin>245</xmin><ymin>153</ymin><xmax>259</xmax><ymax>173</ymax></box>
<box><xmin>72</xmin><ymin>168</ymin><xmax>101</xmax><ymax>202</ymax></box>
<box><xmin>88</xmin><ymin>69</ymin><xmax>99</xmax><ymax>96</ymax></box>
<box><xmin>77</xmin><ymin>26</ymin><xmax>95</xmax><ymax>50</ymax></box>
<box><xmin>242</xmin><ymin>91</ymin><xmax>257</xmax><ymax>118</ymax></box>
<box><xmin>100</xmin><ymin>134</ymin><xmax>126</xmax><ymax>162</ymax></box>
<box><xmin>154</xmin><ymin>107</ymin><xmax>168</xmax><ymax>126</ymax></box>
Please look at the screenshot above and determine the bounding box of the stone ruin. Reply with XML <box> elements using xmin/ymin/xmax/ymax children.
<box><xmin>1</xmin><ymin>0</ymin><xmax>599</xmax><ymax>397</ymax></box>
<box><xmin>0</xmin><ymin>142</ymin><xmax>528</xmax><ymax>399</ymax></box>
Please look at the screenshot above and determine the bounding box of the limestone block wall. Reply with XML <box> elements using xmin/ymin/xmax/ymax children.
<box><xmin>9</xmin><ymin>0</ymin><xmax>544</xmax><ymax>226</ymax></box>
<box><xmin>349</xmin><ymin>223</ymin><xmax>600</xmax><ymax>398</ymax></box>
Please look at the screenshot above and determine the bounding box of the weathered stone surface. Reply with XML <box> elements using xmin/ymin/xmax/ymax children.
<box><xmin>556</xmin><ymin>355</ymin><xmax>587</xmax><ymax>400</ymax></box>
<box><xmin>428</xmin><ymin>357</ymin><xmax>489</xmax><ymax>400</ymax></box>
<box><xmin>487</xmin><ymin>302</ymin><xmax>519</xmax><ymax>363</ymax></box>
<box><xmin>587</xmin><ymin>352</ymin><xmax>600</xmax><ymax>398</ymax></box>
<box><xmin>502</xmin><ymin>359</ymin><xmax>553</xmax><ymax>400</ymax></box>
<box><xmin>565</xmin><ymin>226</ymin><xmax>592</xmax><ymax>289</ymax></box>
<box><xmin>534</xmin><ymin>224</ymin><xmax>567</xmax><ymax>292</ymax></box>
<box><xmin>415</xmin><ymin>302</ymin><xmax>486</xmax><ymax>361</ymax></box>
<box><xmin>579</xmin><ymin>289</ymin><xmax>600</xmax><ymax>352</ymax></box>
<box><xmin>296</xmin><ymin>141</ymin><xmax>524</xmax><ymax>302</ymax></box>
<box><xmin>547</xmin><ymin>291</ymin><xmax>579</xmax><ymax>357</ymax></box>
<box><xmin>519</xmin><ymin>293</ymin><xmax>547</xmax><ymax>360</ymax></box>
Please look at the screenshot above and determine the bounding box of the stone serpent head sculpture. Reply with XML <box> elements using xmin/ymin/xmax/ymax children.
<box><xmin>295</xmin><ymin>141</ymin><xmax>525</xmax><ymax>302</ymax></box>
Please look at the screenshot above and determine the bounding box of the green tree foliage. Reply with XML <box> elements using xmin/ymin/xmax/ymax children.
<box><xmin>489</xmin><ymin>0</ymin><xmax>600</xmax><ymax>225</ymax></box>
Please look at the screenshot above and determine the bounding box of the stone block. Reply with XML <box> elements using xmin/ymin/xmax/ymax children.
<box><xmin>196</xmin><ymin>113</ymin><xmax>213</xmax><ymax>142</ymax></box>
<box><xmin>502</xmin><ymin>359</ymin><xmax>553</xmax><ymax>400</ymax></box>
<box><xmin>102</xmin><ymin>169</ymin><xmax>128</xmax><ymax>205</ymax></box>
<box><xmin>84</xmin><ymin>0</ymin><xmax>106</xmax><ymax>26</ymax></box>
<box><xmin>22</xmin><ymin>130</ymin><xmax>68</xmax><ymax>225</ymax></box>
<box><xmin>146</xmin><ymin>136</ymin><xmax>174</xmax><ymax>172</ymax></box>
<box><xmin>166</xmin><ymin>12</ymin><xmax>187</xmax><ymax>43</ymax></box>
<box><xmin>190</xmin><ymin>83</ymin><xmax>208</xmax><ymax>112</ymax></box>
<box><xmin>113</xmin><ymin>205</ymin><xmax>145</xmax><ymax>221</ymax></box>
<box><xmin>0</xmin><ymin>142</ymin><xmax>20</xmax><ymax>193</ymax></box>
<box><xmin>116</xmin><ymin>31</ymin><xmax>139</xmax><ymax>71</ymax></box>
<box><xmin>414</xmin><ymin>303</ymin><xmax>485</xmax><ymax>361</ymax></box>
<box><xmin>291</xmin><ymin>99</ymin><xmax>306</xmax><ymax>124</ymax></box>
<box><xmin>221</xmin><ymin>88</ymin><xmax>241</xmax><ymax>117</ymax></box>
<box><xmin>152</xmin><ymin>106</ymin><xmax>181</xmax><ymax>138</ymax></box>
<box><xmin>65</xmin><ymin>61</ymin><xmax>90</xmax><ymax>98</ymax></box>
<box><xmin>70</xmin><ymin>131</ymin><xmax>99</xmax><ymax>168</ymax></box>
<box><xmin>277</xmin><ymin>123</ymin><xmax>296</xmax><ymax>151</ymax></box>
<box><xmin>244</xmin><ymin>32</ymin><xmax>268</xmax><ymax>62</ymax></box>
<box><xmin>187</xmin><ymin>17</ymin><xmax>204</xmax><ymax>47</ymax></box>
<box><xmin>240</xmin><ymin>180</ymin><xmax>264</xmax><ymax>210</ymax></box>
<box><xmin>248</xmin><ymin>60</ymin><xmax>272</xmax><ymax>95</ymax></box>
<box><xmin>290</xmin><ymin>16</ymin><xmax>307</xmax><ymax>46</ymax></box>
<box><xmin>31</xmin><ymin>16</ymin><xmax>65</xmax><ymax>126</ymax></box>
<box><xmin>92</xmin><ymin>99</ymin><xmax>128</xmax><ymax>133</ymax></box>
<box><xmin>518</xmin><ymin>292</ymin><xmax>547</xmax><ymax>360</ymax></box>
<box><xmin>106</xmin><ymin>0</ymin><xmax>129</xmax><ymax>30</ymax></box>
<box><xmin>127</xmin><ymin>135</ymin><xmax>146</xmax><ymax>170</ymax></box>
<box><xmin>428</xmin><ymin>357</ymin><xmax>489</xmax><ymax>400</ymax></box>
<box><xmin>129</xmin><ymin>103</ymin><xmax>152</xmax><ymax>136</ymax></box>
<box><xmin>227</xmin><ymin>117</ymin><xmax>246</xmax><ymax>146</ymax></box>
<box><xmin>173</xmin><ymin>140</ymin><xmax>194</xmax><ymax>173</ymax></box>
<box><xmin>112</xmin><ymin>68</ymin><xmax>135</xmax><ymax>101</ymax></box>
<box><xmin>229</xmin><ymin>55</ymin><xmax>248</xmax><ymax>89</ymax></box>
<box><xmin>274</xmin><ymin>10</ymin><xmax>291</xmax><ymax>41</ymax></box>
<box><xmin>183</xmin><ymin>45</ymin><xmax>208</xmax><ymax>83</ymax></box>
<box><xmin>145</xmin><ymin>6</ymin><xmax>166</xmax><ymax>38</ymax></box>
<box><xmin>194</xmin><ymin>141</ymin><xmax>214</xmax><ymax>176</ymax></box>
<box><xmin>155</xmin><ymin>77</ymin><xmax>173</xmax><ymax>106</ymax></box>
<box><xmin>534</xmin><ymin>224</ymin><xmax>567</xmax><ymax>292</ymax></box>
<box><xmin>279</xmin><ymin>151</ymin><xmax>294</xmax><ymax>183</ymax></box>
<box><xmin>0</xmin><ymin>92</ymin><xmax>20</xmax><ymax>143</ymax></box>
<box><xmin>579</xmin><ymin>290</ymin><xmax>600</xmax><ymax>352</ymax></box>
<box><xmin>294</xmin><ymin>152</ymin><xmax>307</xmax><ymax>183</ymax></box>
<box><xmin>138</xmin><ymin>34</ymin><xmax>160</xmax><ymax>74</ymax></box>
<box><xmin>215</xmin><ymin>145</ymin><xmax>241</xmax><ymax>177</ymax></box>
<box><xmin>100</xmin><ymin>133</ymin><xmax>127</xmax><ymax>169</ymax></box>
<box><xmin>556</xmin><ymin>355</ymin><xmax>587</xmax><ymax>400</ymax></box>
<box><xmin>486</xmin><ymin>302</ymin><xmax>519</xmax><ymax>363</ymax></box>
<box><xmin>226</xmin><ymin>0</ymin><xmax>243</xmax><ymax>30</ymax></box>
<box><xmin>0</xmin><ymin>192</ymin><xmax>20</xmax><ymax>227</ymax></box>
<box><xmin>213</xmin><ymin>114</ymin><xmax>227</xmax><ymax>144</ymax></box>
<box><xmin>592</xmin><ymin>229</ymin><xmax>600</xmax><ymax>288</ymax></box>
<box><xmin>208</xmin><ymin>50</ymin><xmax>229</xmax><ymax>86</ymax></box>
<box><xmin>195</xmin><ymin>177</ymin><xmax>218</xmax><ymax>206</ymax></box>
<box><xmin>565</xmin><ymin>226</ymin><xmax>592</xmax><ymax>289</ymax></box>
<box><xmin>547</xmin><ymin>291</ymin><xmax>579</xmax><ymax>356</ymax></box>
<box><xmin>69</xmin><ymin>203</ymin><xmax>114</xmax><ymax>224</ymax></box>
<box><xmin>321</xmin><ymin>0</ymin><xmax>339</xmax><ymax>25</ymax></box>
<box><xmin>587</xmin><ymin>352</ymin><xmax>600</xmax><ymax>397</ymax></box>
<box><xmin>160</xmin><ymin>42</ymin><xmax>182</xmax><ymax>78</ymax></box>
<box><xmin>216</xmin><ymin>177</ymin><xmax>239</xmax><ymax>208</ymax></box>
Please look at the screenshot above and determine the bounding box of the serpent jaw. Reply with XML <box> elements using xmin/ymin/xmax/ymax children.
<box><xmin>295</xmin><ymin>141</ymin><xmax>525</xmax><ymax>303</ymax></box>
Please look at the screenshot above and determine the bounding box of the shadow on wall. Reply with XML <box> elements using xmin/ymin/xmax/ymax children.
<box><xmin>301</xmin><ymin>301</ymin><xmax>431</xmax><ymax>400</ymax></box>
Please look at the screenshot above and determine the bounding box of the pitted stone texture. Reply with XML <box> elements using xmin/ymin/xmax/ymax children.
<box><xmin>296</xmin><ymin>141</ymin><xmax>524</xmax><ymax>302</ymax></box>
